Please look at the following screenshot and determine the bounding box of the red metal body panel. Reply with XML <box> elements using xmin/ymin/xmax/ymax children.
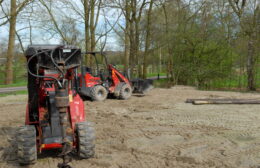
<box><xmin>42</xmin><ymin>143</ymin><xmax>63</xmax><ymax>150</ymax></box>
<box><xmin>84</xmin><ymin>73</ymin><xmax>101</xmax><ymax>87</ymax></box>
<box><xmin>108</xmin><ymin>64</ymin><xmax>130</xmax><ymax>93</ymax></box>
<box><xmin>26</xmin><ymin>67</ymin><xmax>86</xmax><ymax>151</ymax></box>
<box><xmin>69</xmin><ymin>90</ymin><xmax>85</xmax><ymax>130</ymax></box>
<box><xmin>78</xmin><ymin>72</ymin><xmax>102</xmax><ymax>89</ymax></box>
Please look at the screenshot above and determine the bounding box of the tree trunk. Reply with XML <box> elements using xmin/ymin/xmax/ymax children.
<box><xmin>129</xmin><ymin>0</ymin><xmax>136</xmax><ymax>77</ymax></box>
<box><xmin>124</xmin><ymin>1</ymin><xmax>130</xmax><ymax>74</ymax></box>
<box><xmin>247</xmin><ymin>34</ymin><xmax>256</xmax><ymax>91</ymax></box>
<box><xmin>29</xmin><ymin>18</ymin><xmax>33</xmax><ymax>45</ymax></box>
<box><xmin>90</xmin><ymin>0</ymin><xmax>96</xmax><ymax>66</ymax></box>
<box><xmin>84</xmin><ymin>0</ymin><xmax>91</xmax><ymax>65</ymax></box>
<box><xmin>162</xmin><ymin>2</ymin><xmax>172</xmax><ymax>81</ymax></box>
<box><xmin>129</xmin><ymin>19</ymin><xmax>135</xmax><ymax>77</ymax></box>
<box><xmin>228</xmin><ymin>0</ymin><xmax>258</xmax><ymax>91</ymax></box>
<box><xmin>246</xmin><ymin>4</ymin><xmax>259</xmax><ymax>91</ymax></box>
<box><xmin>127</xmin><ymin>0</ymin><xmax>146</xmax><ymax>78</ymax></box>
<box><xmin>143</xmin><ymin>0</ymin><xmax>153</xmax><ymax>79</ymax></box>
<box><xmin>124</xmin><ymin>25</ymin><xmax>130</xmax><ymax>74</ymax></box>
<box><xmin>135</xmin><ymin>22</ymin><xmax>142</xmax><ymax>78</ymax></box>
<box><xmin>5</xmin><ymin>0</ymin><xmax>17</xmax><ymax>84</ymax></box>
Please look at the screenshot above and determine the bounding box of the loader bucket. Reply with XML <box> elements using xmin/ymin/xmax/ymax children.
<box><xmin>131</xmin><ymin>79</ymin><xmax>153</xmax><ymax>94</ymax></box>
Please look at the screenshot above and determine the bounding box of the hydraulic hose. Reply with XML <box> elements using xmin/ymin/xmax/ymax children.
<box><xmin>27</xmin><ymin>49</ymin><xmax>63</xmax><ymax>88</ymax></box>
<box><xmin>50</xmin><ymin>46</ymin><xmax>65</xmax><ymax>78</ymax></box>
<box><xmin>27</xmin><ymin>46</ymin><xmax>81</xmax><ymax>89</ymax></box>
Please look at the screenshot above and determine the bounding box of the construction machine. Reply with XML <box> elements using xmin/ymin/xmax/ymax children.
<box><xmin>17</xmin><ymin>45</ymin><xmax>95</xmax><ymax>168</ymax></box>
<box><xmin>78</xmin><ymin>52</ymin><xmax>153</xmax><ymax>101</ymax></box>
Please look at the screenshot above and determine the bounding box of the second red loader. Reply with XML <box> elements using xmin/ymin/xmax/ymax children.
<box><xmin>78</xmin><ymin>52</ymin><xmax>153</xmax><ymax>101</ymax></box>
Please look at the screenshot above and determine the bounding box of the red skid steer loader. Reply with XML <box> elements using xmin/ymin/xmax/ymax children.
<box><xmin>78</xmin><ymin>52</ymin><xmax>153</xmax><ymax>101</ymax></box>
<box><xmin>17</xmin><ymin>45</ymin><xmax>95</xmax><ymax>168</ymax></box>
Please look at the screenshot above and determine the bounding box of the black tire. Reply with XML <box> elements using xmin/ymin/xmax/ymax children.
<box><xmin>90</xmin><ymin>85</ymin><xmax>108</xmax><ymax>101</ymax></box>
<box><xmin>17</xmin><ymin>125</ymin><xmax>37</xmax><ymax>165</ymax></box>
<box><xmin>119</xmin><ymin>83</ymin><xmax>132</xmax><ymax>100</ymax></box>
<box><xmin>76</xmin><ymin>122</ymin><xmax>95</xmax><ymax>159</ymax></box>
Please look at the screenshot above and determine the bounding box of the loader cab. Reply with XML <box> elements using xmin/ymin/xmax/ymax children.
<box><xmin>78</xmin><ymin>52</ymin><xmax>110</xmax><ymax>101</ymax></box>
<box><xmin>82</xmin><ymin>52</ymin><xmax>108</xmax><ymax>77</ymax></box>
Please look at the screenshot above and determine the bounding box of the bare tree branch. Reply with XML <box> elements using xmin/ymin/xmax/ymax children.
<box><xmin>15</xmin><ymin>31</ymin><xmax>25</xmax><ymax>53</ymax></box>
<box><xmin>228</xmin><ymin>0</ymin><xmax>247</xmax><ymax>18</ymax></box>
<box><xmin>95</xmin><ymin>10</ymin><xmax>122</xmax><ymax>43</ymax></box>
<box><xmin>39</xmin><ymin>0</ymin><xmax>68</xmax><ymax>43</ymax></box>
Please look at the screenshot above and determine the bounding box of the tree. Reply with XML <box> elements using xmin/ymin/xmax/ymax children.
<box><xmin>83</xmin><ymin>0</ymin><xmax>91</xmax><ymax>64</ymax></box>
<box><xmin>0</xmin><ymin>0</ymin><xmax>258</xmax><ymax>90</ymax></box>
<box><xmin>59</xmin><ymin>0</ymin><xmax>105</xmax><ymax>65</ymax></box>
<box><xmin>39</xmin><ymin>0</ymin><xmax>70</xmax><ymax>43</ymax></box>
<box><xmin>228</xmin><ymin>0</ymin><xmax>259</xmax><ymax>90</ymax></box>
<box><xmin>124</xmin><ymin>0</ymin><xmax>131</xmax><ymax>72</ymax></box>
<box><xmin>107</xmin><ymin>0</ymin><xmax>148</xmax><ymax>77</ymax></box>
<box><xmin>143</xmin><ymin>0</ymin><xmax>154</xmax><ymax>79</ymax></box>
<box><xmin>2</xmin><ymin>0</ymin><xmax>32</xmax><ymax>84</ymax></box>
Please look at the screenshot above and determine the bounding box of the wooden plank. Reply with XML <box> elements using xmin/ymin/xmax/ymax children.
<box><xmin>191</xmin><ymin>99</ymin><xmax>260</xmax><ymax>105</ymax></box>
<box><xmin>186</xmin><ymin>99</ymin><xmax>233</xmax><ymax>103</ymax></box>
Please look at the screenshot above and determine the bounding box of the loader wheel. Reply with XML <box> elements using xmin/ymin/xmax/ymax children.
<box><xmin>119</xmin><ymin>83</ymin><xmax>132</xmax><ymax>100</ymax></box>
<box><xmin>90</xmin><ymin>85</ymin><xmax>108</xmax><ymax>101</ymax></box>
<box><xmin>76</xmin><ymin>122</ymin><xmax>95</xmax><ymax>159</ymax></box>
<box><xmin>17</xmin><ymin>125</ymin><xmax>37</xmax><ymax>165</ymax></box>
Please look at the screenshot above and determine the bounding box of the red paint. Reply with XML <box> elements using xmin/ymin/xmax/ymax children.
<box><xmin>108</xmin><ymin>64</ymin><xmax>130</xmax><ymax>92</ymax></box>
<box><xmin>25</xmin><ymin>61</ymin><xmax>86</xmax><ymax>151</ymax></box>
<box><xmin>69</xmin><ymin>91</ymin><xmax>85</xmax><ymax>130</ymax></box>
<box><xmin>42</xmin><ymin>143</ymin><xmax>63</xmax><ymax>150</ymax></box>
<box><xmin>80</xmin><ymin>64</ymin><xmax>131</xmax><ymax>94</ymax></box>
<box><xmin>84</xmin><ymin>73</ymin><xmax>102</xmax><ymax>87</ymax></box>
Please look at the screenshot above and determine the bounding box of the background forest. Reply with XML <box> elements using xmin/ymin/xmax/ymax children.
<box><xmin>0</xmin><ymin>0</ymin><xmax>259</xmax><ymax>90</ymax></box>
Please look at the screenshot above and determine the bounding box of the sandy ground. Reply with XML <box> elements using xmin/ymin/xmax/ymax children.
<box><xmin>0</xmin><ymin>86</ymin><xmax>260</xmax><ymax>168</ymax></box>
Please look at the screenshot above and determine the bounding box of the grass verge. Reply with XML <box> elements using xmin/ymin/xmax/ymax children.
<box><xmin>0</xmin><ymin>80</ymin><xmax>27</xmax><ymax>88</ymax></box>
<box><xmin>147</xmin><ymin>73</ymin><xmax>166</xmax><ymax>78</ymax></box>
<box><xmin>153</xmin><ymin>78</ymin><xmax>174</xmax><ymax>88</ymax></box>
<box><xmin>0</xmin><ymin>90</ymin><xmax>28</xmax><ymax>97</ymax></box>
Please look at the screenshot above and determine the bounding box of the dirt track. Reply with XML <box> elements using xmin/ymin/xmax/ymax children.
<box><xmin>0</xmin><ymin>86</ymin><xmax>260</xmax><ymax>168</ymax></box>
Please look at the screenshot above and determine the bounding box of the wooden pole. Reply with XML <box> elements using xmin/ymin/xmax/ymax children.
<box><xmin>186</xmin><ymin>99</ymin><xmax>260</xmax><ymax>105</ymax></box>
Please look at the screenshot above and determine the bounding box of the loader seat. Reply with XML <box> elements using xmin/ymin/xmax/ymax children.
<box><xmin>85</xmin><ymin>67</ymin><xmax>92</xmax><ymax>74</ymax></box>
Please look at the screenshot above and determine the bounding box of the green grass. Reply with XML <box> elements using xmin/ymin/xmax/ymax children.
<box><xmin>0</xmin><ymin>80</ymin><xmax>27</xmax><ymax>88</ymax></box>
<box><xmin>196</xmin><ymin>73</ymin><xmax>260</xmax><ymax>92</ymax></box>
<box><xmin>147</xmin><ymin>73</ymin><xmax>166</xmax><ymax>78</ymax></box>
<box><xmin>204</xmin><ymin>74</ymin><xmax>260</xmax><ymax>90</ymax></box>
<box><xmin>0</xmin><ymin>90</ymin><xmax>28</xmax><ymax>97</ymax></box>
<box><xmin>153</xmin><ymin>78</ymin><xmax>174</xmax><ymax>88</ymax></box>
